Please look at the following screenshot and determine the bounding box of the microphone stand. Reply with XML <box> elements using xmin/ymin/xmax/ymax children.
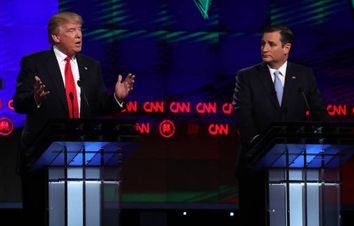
<box><xmin>77</xmin><ymin>80</ymin><xmax>91</xmax><ymax>117</ymax></box>
<box><xmin>300</xmin><ymin>88</ymin><xmax>312</xmax><ymax>121</ymax></box>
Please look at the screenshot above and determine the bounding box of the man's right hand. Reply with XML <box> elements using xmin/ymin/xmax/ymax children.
<box><xmin>34</xmin><ymin>75</ymin><xmax>50</xmax><ymax>107</ymax></box>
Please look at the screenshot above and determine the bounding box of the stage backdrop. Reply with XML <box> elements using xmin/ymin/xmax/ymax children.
<box><xmin>1</xmin><ymin>0</ymin><xmax>354</xmax><ymax>209</ymax></box>
<box><xmin>0</xmin><ymin>0</ymin><xmax>58</xmax><ymax>207</ymax></box>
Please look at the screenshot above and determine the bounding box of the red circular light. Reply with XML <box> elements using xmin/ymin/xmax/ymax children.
<box><xmin>159</xmin><ymin>120</ymin><xmax>175</xmax><ymax>138</ymax></box>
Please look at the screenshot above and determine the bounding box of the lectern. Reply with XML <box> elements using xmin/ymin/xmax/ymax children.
<box><xmin>26</xmin><ymin>119</ymin><xmax>137</xmax><ymax>226</ymax></box>
<box><xmin>247</xmin><ymin>122</ymin><xmax>354</xmax><ymax>226</ymax></box>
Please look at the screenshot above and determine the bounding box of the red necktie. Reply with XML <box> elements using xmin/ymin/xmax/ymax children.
<box><xmin>64</xmin><ymin>56</ymin><xmax>79</xmax><ymax>118</ymax></box>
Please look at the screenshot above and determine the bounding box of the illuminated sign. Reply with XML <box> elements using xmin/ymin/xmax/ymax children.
<box><xmin>136</xmin><ymin>122</ymin><xmax>150</xmax><ymax>134</ymax></box>
<box><xmin>0</xmin><ymin>98</ymin><xmax>351</xmax><ymax>138</ymax></box>
<box><xmin>126</xmin><ymin>101</ymin><xmax>351</xmax><ymax>117</ymax></box>
<box><xmin>159</xmin><ymin>120</ymin><xmax>176</xmax><ymax>138</ymax></box>
<box><xmin>0</xmin><ymin>117</ymin><xmax>14</xmax><ymax>136</ymax></box>
<box><xmin>8</xmin><ymin>99</ymin><xmax>14</xmax><ymax>110</ymax></box>
<box><xmin>208</xmin><ymin>123</ymin><xmax>229</xmax><ymax>136</ymax></box>
<box><xmin>126</xmin><ymin>101</ymin><xmax>232</xmax><ymax>115</ymax></box>
<box><xmin>327</xmin><ymin>104</ymin><xmax>347</xmax><ymax>116</ymax></box>
<box><xmin>125</xmin><ymin>102</ymin><xmax>352</xmax><ymax>137</ymax></box>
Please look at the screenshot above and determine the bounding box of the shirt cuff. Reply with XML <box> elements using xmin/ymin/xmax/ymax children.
<box><xmin>113</xmin><ymin>93</ymin><xmax>124</xmax><ymax>108</ymax></box>
<box><xmin>34</xmin><ymin>95</ymin><xmax>41</xmax><ymax>109</ymax></box>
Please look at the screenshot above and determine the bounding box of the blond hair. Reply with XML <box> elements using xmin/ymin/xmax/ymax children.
<box><xmin>48</xmin><ymin>11</ymin><xmax>83</xmax><ymax>44</ymax></box>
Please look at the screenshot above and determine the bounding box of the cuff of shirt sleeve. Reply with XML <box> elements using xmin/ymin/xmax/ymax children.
<box><xmin>113</xmin><ymin>93</ymin><xmax>125</xmax><ymax>108</ymax></box>
<box><xmin>34</xmin><ymin>95</ymin><xmax>41</xmax><ymax>109</ymax></box>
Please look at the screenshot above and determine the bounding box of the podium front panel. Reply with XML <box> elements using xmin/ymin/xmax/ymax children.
<box><xmin>48</xmin><ymin>167</ymin><xmax>120</xmax><ymax>226</ymax></box>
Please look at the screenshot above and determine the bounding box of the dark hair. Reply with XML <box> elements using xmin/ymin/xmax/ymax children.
<box><xmin>48</xmin><ymin>11</ymin><xmax>83</xmax><ymax>45</ymax></box>
<box><xmin>263</xmin><ymin>25</ymin><xmax>294</xmax><ymax>45</ymax></box>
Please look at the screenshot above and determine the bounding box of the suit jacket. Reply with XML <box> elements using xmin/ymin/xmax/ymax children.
<box><xmin>13</xmin><ymin>48</ymin><xmax>121</xmax><ymax>171</ymax></box>
<box><xmin>232</xmin><ymin>62</ymin><xmax>329</xmax><ymax>149</ymax></box>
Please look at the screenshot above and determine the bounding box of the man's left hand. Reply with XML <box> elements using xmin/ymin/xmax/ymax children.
<box><xmin>114</xmin><ymin>73</ymin><xmax>135</xmax><ymax>100</ymax></box>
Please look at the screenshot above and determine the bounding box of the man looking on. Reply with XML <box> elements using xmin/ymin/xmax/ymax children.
<box><xmin>232</xmin><ymin>25</ymin><xmax>329</xmax><ymax>225</ymax></box>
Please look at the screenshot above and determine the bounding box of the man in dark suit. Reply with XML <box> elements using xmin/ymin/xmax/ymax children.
<box><xmin>13</xmin><ymin>11</ymin><xmax>134</xmax><ymax>225</ymax></box>
<box><xmin>232</xmin><ymin>25</ymin><xmax>329</xmax><ymax>225</ymax></box>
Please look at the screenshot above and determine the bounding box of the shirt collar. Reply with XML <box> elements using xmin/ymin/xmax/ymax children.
<box><xmin>53</xmin><ymin>45</ymin><xmax>76</xmax><ymax>62</ymax></box>
<box><xmin>267</xmin><ymin>61</ymin><xmax>287</xmax><ymax>76</ymax></box>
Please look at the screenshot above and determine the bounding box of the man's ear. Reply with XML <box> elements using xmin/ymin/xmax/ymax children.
<box><xmin>283</xmin><ymin>43</ymin><xmax>291</xmax><ymax>54</ymax></box>
<box><xmin>51</xmin><ymin>34</ymin><xmax>60</xmax><ymax>43</ymax></box>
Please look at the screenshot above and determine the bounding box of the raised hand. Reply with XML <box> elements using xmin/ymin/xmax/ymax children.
<box><xmin>114</xmin><ymin>73</ymin><xmax>135</xmax><ymax>100</ymax></box>
<box><xmin>34</xmin><ymin>75</ymin><xmax>50</xmax><ymax>106</ymax></box>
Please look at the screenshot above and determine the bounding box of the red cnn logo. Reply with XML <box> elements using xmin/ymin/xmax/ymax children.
<box><xmin>0</xmin><ymin>117</ymin><xmax>14</xmax><ymax>136</ymax></box>
<box><xmin>208</xmin><ymin>123</ymin><xmax>229</xmax><ymax>135</ymax></box>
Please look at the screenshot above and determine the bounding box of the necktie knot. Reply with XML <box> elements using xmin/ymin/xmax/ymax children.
<box><xmin>65</xmin><ymin>56</ymin><xmax>71</xmax><ymax>63</ymax></box>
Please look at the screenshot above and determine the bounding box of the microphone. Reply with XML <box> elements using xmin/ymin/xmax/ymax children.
<box><xmin>69</xmin><ymin>92</ymin><xmax>75</xmax><ymax>118</ymax></box>
<box><xmin>299</xmin><ymin>88</ymin><xmax>312</xmax><ymax>120</ymax></box>
<box><xmin>77</xmin><ymin>79</ymin><xmax>91</xmax><ymax>116</ymax></box>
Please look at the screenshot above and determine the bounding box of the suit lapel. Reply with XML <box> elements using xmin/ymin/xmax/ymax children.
<box><xmin>46</xmin><ymin>49</ymin><xmax>69</xmax><ymax>114</ymax></box>
<box><xmin>256</xmin><ymin>63</ymin><xmax>280</xmax><ymax>110</ymax></box>
<box><xmin>76</xmin><ymin>55</ymin><xmax>89</xmax><ymax>117</ymax></box>
<box><xmin>282</xmin><ymin>62</ymin><xmax>298</xmax><ymax>108</ymax></box>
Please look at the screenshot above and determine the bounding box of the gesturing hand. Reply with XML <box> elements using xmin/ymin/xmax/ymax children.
<box><xmin>114</xmin><ymin>73</ymin><xmax>135</xmax><ymax>100</ymax></box>
<box><xmin>34</xmin><ymin>75</ymin><xmax>50</xmax><ymax>106</ymax></box>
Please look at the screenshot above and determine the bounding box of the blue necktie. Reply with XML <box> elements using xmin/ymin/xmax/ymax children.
<box><xmin>274</xmin><ymin>70</ymin><xmax>283</xmax><ymax>106</ymax></box>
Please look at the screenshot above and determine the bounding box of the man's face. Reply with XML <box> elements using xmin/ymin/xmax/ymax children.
<box><xmin>261</xmin><ymin>31</ymin><xmax>291</xmax><ymax>69</ymax></box>
<box><xmin>52</xmin><ymin>22</ymin><xmax>82</xmax><ymax>56</ymax></box>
